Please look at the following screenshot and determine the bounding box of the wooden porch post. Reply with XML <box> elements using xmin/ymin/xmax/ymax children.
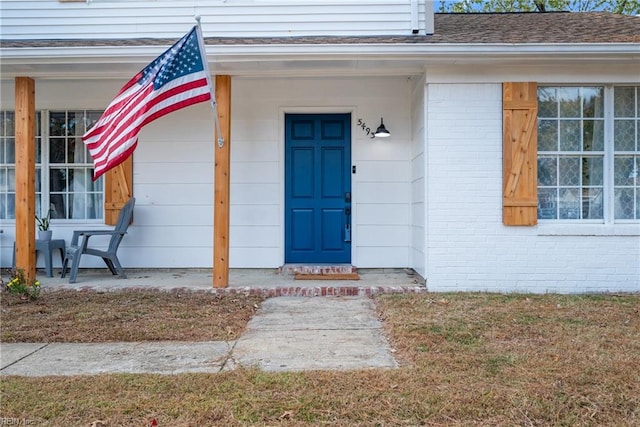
<box><xmin>213</xmin><ymin>75</ymin><xmax>231</xmax><ymax>288</ymax></box>
<box><xmin>14</xmin><ymin>77</ymin><xmax>36</xmax><ymax>281</ymax></box>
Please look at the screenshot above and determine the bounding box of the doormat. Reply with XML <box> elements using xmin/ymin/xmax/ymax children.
<box><xmin>294</xmin><ymin>272</ymin><xmax>360</xmax><ymax>280</ymax></box>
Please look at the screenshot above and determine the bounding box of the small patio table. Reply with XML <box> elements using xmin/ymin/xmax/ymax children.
<box><xmin>12</xmin><ymin>239</ymin><xmax>66</xmax><ymax>278</ymax></box>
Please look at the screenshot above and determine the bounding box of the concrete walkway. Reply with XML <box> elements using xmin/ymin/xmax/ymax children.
<box><xmin>0</xmin><ymin>296</ymin><xmax>398</xmax><ymax>376</ymax></box>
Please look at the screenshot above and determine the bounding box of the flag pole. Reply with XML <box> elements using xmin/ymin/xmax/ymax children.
<box><xmin>196</xmin><ymin>16</ymin><xmax>232</xmax><ymax>288</ymax></box>
<box><xmin>195</xmin><ymin>15</ymin><xmax>224</xmax><ymax>148</ymax></box>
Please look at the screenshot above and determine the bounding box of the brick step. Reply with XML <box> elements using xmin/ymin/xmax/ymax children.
<box><xmin>294</xmin><ymin>272</ymin><xmax>360</xmax><ymax>281</ymax></box>
<box><xmin>280</xmin><ymin>264</ymin><xmax>357</xmax><ymax>276</ymax></box>
<box><xmin>210</xmin><ymin>285</ymin><xmax>428</xmax><ymax>297</ymax></box>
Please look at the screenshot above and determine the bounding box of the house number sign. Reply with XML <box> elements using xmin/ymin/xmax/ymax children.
<box><xmin>356</xmin><ymin>118</ymin><xmax>376</xmax><ymax>139</ymax></box>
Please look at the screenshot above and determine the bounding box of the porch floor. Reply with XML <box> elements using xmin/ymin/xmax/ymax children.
<box><xmin>29</xmin><ymin>267</ymin><xmax>428</xmax><ymax>296</ymax></box>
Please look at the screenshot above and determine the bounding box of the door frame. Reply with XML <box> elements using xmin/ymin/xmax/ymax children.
<box><xmin>279</xmin><ymin>107</ymin><xmax>357</xmax><ymax>265</ymax></box>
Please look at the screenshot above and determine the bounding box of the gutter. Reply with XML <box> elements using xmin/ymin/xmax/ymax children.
<box><xmin>2</xmin><ymin>42</ymin><xmax>639</xmax><ymax>58</ymax></box>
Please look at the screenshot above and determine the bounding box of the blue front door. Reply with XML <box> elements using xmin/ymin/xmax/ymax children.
<box><xmin>285</xmin><ymin>113</ymin><xmax>352</xmax><ymax>263</ymax></box>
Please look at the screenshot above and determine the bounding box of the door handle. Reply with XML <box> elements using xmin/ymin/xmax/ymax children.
<box><xmin>344</xmin><ymin>192</ymin><xmax>351</xmax><ymax>242</ymax></box>
<box><xmin>344</xmin><ymin>206</ymin><xmax>351</xmax><ymax>243</ymax></box>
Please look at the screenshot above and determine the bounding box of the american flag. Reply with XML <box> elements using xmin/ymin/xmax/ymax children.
<box><xmin>83</xmin><ymin>25</ymin><xmax>213</xmax><ymax>180</ymax></box>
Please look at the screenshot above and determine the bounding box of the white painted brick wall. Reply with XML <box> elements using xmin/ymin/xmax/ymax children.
<box><xmin>410</xmin><ymin>75</ymin><xmax>426</xmax><ymax>278</ymax></box>
<box><xmin>425</xmin><ymin>83</ymin><xmax>640</xmax><ymax>293</ymax></box>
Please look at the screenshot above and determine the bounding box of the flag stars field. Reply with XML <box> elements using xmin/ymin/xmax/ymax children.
<box><xmin>151</xmin><ymin>33</ymin><xmax>204</xmax><ymax>90</ymax></box>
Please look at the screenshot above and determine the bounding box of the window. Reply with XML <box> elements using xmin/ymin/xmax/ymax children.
<box><xmin>537</xmin><ymin>86</ymin><xmax>639</xmax><ymax>222</ymax></box>
<box><xmin>0</xmin><ymin>110</ymin><xmax>104</xmax><ymax>221</ymax></box>
<box><xmin>614</xmin><ymin>87</ymin><xmax>640</xmax><ymax>220</ymax></box>
<box><xmin>0</xmin><ymin>111</ymin><xmax>41</xmax><ymax>219</ymax></box>
<box><xmin>1</xmin><ymin>111</ymin><xmax>17</xmax><ymax>219</ymax></box>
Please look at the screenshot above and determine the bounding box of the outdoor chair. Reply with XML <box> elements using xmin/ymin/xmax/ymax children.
<box><xmin>62</xmin><ymin>197</ymin><xmax>135</xmax><ymax>283</ymax></box>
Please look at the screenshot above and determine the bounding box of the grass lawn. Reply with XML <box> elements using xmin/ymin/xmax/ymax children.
<box><xmin>1</xmin><ymin>290</ymin><xmax>639</xmax><ymax>426</ymax></box>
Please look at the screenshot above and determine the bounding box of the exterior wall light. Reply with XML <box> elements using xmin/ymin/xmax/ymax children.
<box><xmin>374</xmin><ymin>117</ymin><xmax>390</xmax><ymax>138</ymax></box>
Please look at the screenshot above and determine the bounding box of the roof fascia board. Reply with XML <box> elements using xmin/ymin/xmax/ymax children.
<box><xmin>1</xmin><ymin>43</ymin><xmax>637</xmax><ymax>79</ymax></box>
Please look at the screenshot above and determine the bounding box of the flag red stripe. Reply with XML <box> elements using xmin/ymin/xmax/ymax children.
<box><xmin>86</xmin><ymin>77</ymin><xmax>209</xmax><ymax>152</ymax></box>
<box><xmin>141</xmin><ymin>93</ymin><xmax>212</xmax><ymax>128</ymax></box>
<box><xmin>139</xmin><ymin>79</ymin><xmax>211</xmax><ymax>125</ymax></box>
<box><xmin>88</xmin><ymin>78</ymin><xmax>209</xmax><ymax>161</ymax></box>
<box><xmin>84</xmin><ymin>82</ymin><xmax>154</xmax><ymax>147</ymax></box>
<box><xmin>92</xmin><ymin>141</ymin><xmax>138</xmax><ymax>181</ymax></box>
<box><xmin>85</xmin><ymin>84</ymin><xmax>154</xmax><ymax>159</ymax></box>
<box><xmin>136</xmin><ymin>78</ymin><xmax>211</xmax><ymax>127</ymax></box>
<box><xmin>84</xmin><ymin>75</ymin><xmax>144</xmax><ymax>140</ymax></box>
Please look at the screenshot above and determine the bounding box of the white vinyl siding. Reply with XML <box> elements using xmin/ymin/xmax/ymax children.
<box><xmin>0</xmin><ymin>76</ymin><xmax>411</xmax><ymax>269</ymax></box>
<box><xmin>231</xmin><ymin>76</ymin><xmax>412</xmax><ymax>269</ymax></box>
<box><xmin>1</xmin><ymin>0</ymin><xmax>432</xmax><ymax>39</ymax></box>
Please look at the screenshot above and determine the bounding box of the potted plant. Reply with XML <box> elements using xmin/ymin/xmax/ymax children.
<box><xmin>36</xmin><ymin>209</ymin><xmax>52</xmax><ymax>241</ymax></box>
